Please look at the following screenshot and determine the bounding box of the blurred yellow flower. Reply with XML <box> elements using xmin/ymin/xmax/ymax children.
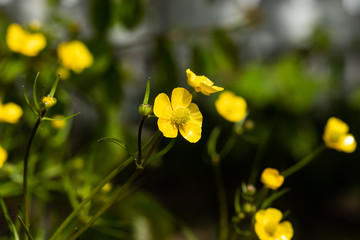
<box><xmin>255</xmin><ymin>208</ymin><xmax>293</xmax><ymax>240</ymax></box>
<box><xmin>153</xmin><ymin>87</ymin><xmax>203</xmax><ymax>143</ymax></box>
<box><xmin>215</xmin><ymin>91</ymin><xmax>247</xmax><ymax>122</ymax></box>
<box><xmin>6</xmin><ymin>23</ymin><xmax>46</xmax><ymax>56</ymax></box>
<box><xmin>57</xmin><ymin>40</ymin><xmax>94</xmax><ymax>73</ymax></box>
<box><xmin>51</xmin><ymin>115</ymin><xmax>66</xmax><ymax>129</ymax></box>
<box><xmin>0</xmin><ymin>102</ymin><xmax>23</xmax><ymax>124</ymax></box>
<box><xmin>41</xmin><ymin>96</ymin><xmax>57</xmax><ymax>110</ymax></box>
<box><xmin>323</xmin><ymin>117</ymin><xmax>356</xmax><ymax>153</ymax></box>
<box><xmin>56</xmin><ymin>66</ymin><xmax>70</xmax><ymax>80</ymax></box>
<box><xmin>261</xmin><ymin>168</ymin><xmax>284</xmax><ymax>190</ymax></box>
<box><xmin>0</xmin><ymin>145</ymin><xmax>8</xmax><ymax>168</ymax></box>
<box><xmin>186</xmin><ymin>69</ymin><xmax>224</xmax><ymax>95</ymax></box>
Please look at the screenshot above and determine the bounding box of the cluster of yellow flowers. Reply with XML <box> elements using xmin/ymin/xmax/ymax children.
<box><xmin>154</xmin><ymin>69</ymin><xmax>248</xmax><ymax>143</ymax></box>
<box><xmin>5</xmin><ymin>23</ymin><xmax>93</xmax><ymax>74</ymax></box>
<box><xmin>6</xmin><ymin>23</ymin><xmax>46</xmax><ymax>56</ymax></box>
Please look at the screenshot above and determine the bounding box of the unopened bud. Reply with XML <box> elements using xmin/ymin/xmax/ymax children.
<box><xmin>243</xmin><ymin>203</ymin><xmax>256</xmax><ymax>214</ymax></box>
<box><xmin>139</xmin><ymin>104</ymin><xmax>152</xmax><ymax>117</ymax></box>
<box><xmin>41</xmin><ymin>96</ymin><xmax>57</xmax><ymax>110</ymax></box>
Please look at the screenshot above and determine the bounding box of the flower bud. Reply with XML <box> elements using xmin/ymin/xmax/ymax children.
<box><xmin>243</xmin><ymin>202</ymin><xmax>256</xmax><ymax>214</ymax></box>
<box><xmin>138</xmin><ymin>104</ymin><xmax>152</xmax><ymax>117</ymax></box>
<box><xmin>41</xmin><ymin>96</ymin><xmax>57</xmax><ymax>110</ymax></box>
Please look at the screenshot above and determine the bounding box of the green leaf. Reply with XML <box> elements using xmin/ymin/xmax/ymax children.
<box><xmin>98</xmin><ymin>137</ymin><xmax>136</xmax><ymax>160</ymax></box>
<box><xmin>147</xmin><ymin>139</ymin><xmax>176</xmax><ymax>165</ymax></box>
<box><xmin>33</xmin><ymin>72</ymin><xmax>40</xmax><ymax>111</ymax></box>
<box><xmin>261</xmin><ymin>188</ymin><xmax>290</xmax><ymax>209</ymax></box>
<box><xmin>22</xmin><ymin>86</ymin><xmax>38</xmax><ymax>116</ymax></box>
<box><xmin>0</xmin><ymin>196</ymin><xmax>20</xmax><ymax>240</ymax></box>
<box><xmin>49</xmin><ymin>74</ymin><xmax>60</xmax><ymax>97</ymax></box>
<box><xmin>42</xmin><ymin>112</ymin><xmax>80</xmax><ymax>121</ymax></box>
<box><xmin>18</xmin><ymin>216</ymin><xmax>33</xmax><ymax>240</ymax></box>
<box><xmin>143</xmin><ymin>77</ymin><xmax>151</xmax><ymax>105</ymax></box>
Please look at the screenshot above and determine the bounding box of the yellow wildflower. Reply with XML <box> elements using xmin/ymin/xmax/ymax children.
<box><xmin>51</xmin><ymin>115</ymin><xmax>66</xmax><ymax>129</ymax></box>
<box><xmin>261</xmin><ymin>168</ymin><xmax>284</xmax><ymax>190</ymax></box>
<box><xmin>41</xmin><ymin>96</ymin><xmax>57</xmax><ymax>110</ymax></box>
<box><xmin>186</xmin><ymin>69</ymin><xmax>224</xmax><ymax>95</ymax></box>
<box><xmin>6</xmin><ymin>23</ymin><xmax>46</xmax><ymax>56</ymax></box>
<box><xmin>153</xmin><ymin>87</ymin><xmax>203</xmax><ymax>143</ymax></box>
<box><xmin>255</xmin><ymin>208</ymin><xmax>293</xmax><ymax>240</ymax></box>
<box><xmin>57</xmin><ymin>40</ymin><xmax>94</xmax><ymax>73</ymax></box>
<box><xmin>0</xmin><ymin>102</ymin><xmax>23</xmax><ymax>124</ymax></box>
<box><xmin>0</xmin><ymin>145</ymin><xmax>8</xmax><ymax>168</ymax></box>
<box><xmin>323</xmin><ymin>117</ymin><xmax>356</xmax><ymax>153</ymax></box>
<box><xmin>215</xmin><ymin>91</ymin><xmax>247</xmax><ymax>122</ymax></box>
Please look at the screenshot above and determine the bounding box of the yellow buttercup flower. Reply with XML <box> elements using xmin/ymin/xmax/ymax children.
<box><xmin>41</xmin><ymin>96</ymin><xmax>57</xmax><ymax>110</ymax></box>
<box><xmin>0</xmin><ymin>102</ymin><xmax>23</xmax><ymax>124</ymax></box>
<box><xmin>153</xmin><ymin>87</ymin><xmax>203</xmax><ymax>143</ymax></box>
<box><xmin>51</xmin><ymin>115</ymin><xmax>66</xmax><ymax>129</ymax></box>
<box><xmin>255</xmin><ymin>208</ymin><xmax>293</xmax><ymax>240</ymax></box>
<box><xmin>186</xmin><ymin>69</ymin><xmax>224</xmax><ymax>95</ymax></box>
<box><xmin>261</xmin><ymin>168</ymin><xmax>284</xmax><ymax>190</ymax></box>
<box><xmin>6</xmin><ymin>23</ymin><xmax>46</xmax><ymax>56</ymax></box>
<box><xmin>215</xmin><ymin>91</ymin><xmax>247</xmax><ymax>122</ymax></box>
<box><xmin>0</xmin><ymin>145</ymin><xmax>8</xmax><ymax>168</ymax></box>
<box><xmin>57</xmin><ymin>40</ymin><xmax>94</xmax><ymax>73</ymax></box>
<box><xmin>323</xmin><ymin>117</ymin><xmax>356</xmax><ymax>153</ymax></box>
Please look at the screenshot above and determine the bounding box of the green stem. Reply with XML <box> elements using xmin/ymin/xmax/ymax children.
<box><xmin>138</xmin><ymin>116</ymin><xmax>146</xmax><ymax>166</ymax></box>
<box><xmin>49</xmin><ymin>156</ymin><xmax>134</xmax><ymax>240</ymax></box>
<box><xmin>68</xmin><ymin>169</ymin><xmax>143</xmax><ymax>240</ymax></box>
<box><xmin>23</xmin><ymin>114</ymin><xmax>44</xmax><ymax>238</ymax></box>
<box><xmin>281</xmin><ymin>145</ymin><xmax>325</xmax><ymax>178</ymax></box>
<box><xmin>219</xmin><ymin>130</ymin><xmax>237</xmax><ymax>159</ymax></box>
<box><xmin>212</xmin><ymin>160</ymin><xmax>228</xmax><ymax>240</ymax></box>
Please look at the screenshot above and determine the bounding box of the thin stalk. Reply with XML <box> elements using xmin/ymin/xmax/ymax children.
<box><xmin>281</xmin><ymin>145</ymin><xmax>325</xmax><ymax>178</ymax></box>
<box><xmin>49</xmin><ymin>156</ymin><xmax>133</xmax><ymax>240</ymax></box>
<box><xmin>137</xmin><ymin>116</ymin><xmax>146</xmax><ymax>166</ymax></box>
<box><xmin>23</xmin><ymin>113</ymin><xmax>44</xmax><ymax>238</ymax></box>
<box><xmin>212</xmin><ymin>160</ymin><xmax>228</xmax><ymax>240</ymax></box>
<box><xmin>219</xmin><ymin>130</ymin><xmax>237</xmax><ymax>159</ymax></box>
<box><xmin>68</xmin><ymin>168</ymin><xmax>143</xmax><ymax>240</ymax></box>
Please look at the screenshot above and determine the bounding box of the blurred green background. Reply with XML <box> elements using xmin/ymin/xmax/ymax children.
<box><xmin>1</xmin><ymin>0</ymin><xmax>360</xmax><ymax>239</ymax></box>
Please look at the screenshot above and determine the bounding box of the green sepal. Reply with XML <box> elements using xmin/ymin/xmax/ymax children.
<box><xmin>147</xmin><ymin>138</ymin><xmax>176</xmax><ymax>165</ymax></box>
<box><xmin>18</xmin><ymin>216</ymin><xmax>33</xmax><ymax>240</ymax></box>
<box><xmin>261</xmin><ymin>188</ymin><xmax>290</xmax><ymax>209</ymax></box>
<box><xmin>33</xmin><ymin>72</ymin><xmax>40</xmax><ymax>111</ymax></box>
<box><xmin>143</xmin><ymin>77</ymin><xmax>151</xmax><ymax>105</ymax></box>
<box><xmin>22</xmin><ymin>86</ymin><xmax>39</xmax><ymax>116</ymax></box>
<box><xmin>42</xmin><ymin>112</ymin><xmax>80</xmax><ymax>121</ymax></box>
<box><xmin>98</xmin><ymin>137</ymin><xmax>136</xmax><ymax>160</ymax></box>
<box><xmin>0</xmin><ymin>196</ymin><xmax>20</xmax><ymax>240</ymax></box>
<box><xmin>49</xmin><ymin>74</ymin><xmax>60</xmax><ymax>98</ymax></box>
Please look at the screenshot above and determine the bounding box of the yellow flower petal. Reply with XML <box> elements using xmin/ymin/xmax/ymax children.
<box><xmin>275</xmin><ymin>221</ymin><xmax>294</xmax><ymax>240</ymax></box>
<box><xmin>186</xmin><ymin>69</ymin><xmax>223</xmax><ymax>96</ymax></box>
<box><xmin>179</xmin><ymin>103</ymin><xmax>202</xmax><ymax>143</ymax></box>
<box><xmin>171</xmin><ymin>87</ymin><xmax>192</xmax><ymax>109</ymax></box>
<box><xmin>323</xmin><ymin>117</ymin><xmax>356</xmax><ymax>153</ymax></box>
<box><xmin>215</xmin><ymin>91</ymin><xmax>247</xmax><ymax>122</ymax></box>
<box><xmin>261</xmin><ymin>168</ymin><xmax>284</xmax><ymax>190</ymax></box>
<box><xmin>157</xmin><ymin>118</ymin><xmax>178</xmax><ymax>138</ymax></box>
<box><xmin>154</xmin><ymin>93</ymin><xmax>173</xmax><ymax>119</ymax></box>
<box><xmin>22</xmin><ymin>33</ymin><xmax>47</xmax><ymax>57</ymax></box>
<box><xmin>255</xmin><ymin>208</ymin><xmax>283</xmax><ymax>225</ymax></box>
<box><xmin>0</xmin><ymin>145</ymin><xmax>8</xmax><ymax>169</ymax></box>
<box><xmin>6</xmin><ymin>23</ymin><xmax>24</xmax><ymax>53</ymax></box>
<box><xmin>57</xmin><ymin>40</ymin><xmax>93</xmax><ymax>73</ymax></box>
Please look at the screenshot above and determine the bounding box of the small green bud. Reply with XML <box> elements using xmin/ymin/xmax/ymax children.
<box><xmin>41</xmin><ymin>95</ymin><xmax>57</xmax><ymax>110</ymax></box>
<box><xmin>245</xmin><ymin>184</ymin><xmax>256</xmax><ymax>196</ymax></box>
<box><xmin>243</xmin><ymin>203</ymin><xmax>256</xmax><ymax>214</ymax></box>
<box><xmin>138</xmin><ymin>104</ymin><xmax>152</xmax><ymax>117</ymax></box>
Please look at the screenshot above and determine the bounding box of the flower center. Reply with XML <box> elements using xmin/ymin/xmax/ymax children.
<box><xmin>172</xmin><ymin>107</ymin><xmax>191</xmax><ymax>126</ymax></box>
